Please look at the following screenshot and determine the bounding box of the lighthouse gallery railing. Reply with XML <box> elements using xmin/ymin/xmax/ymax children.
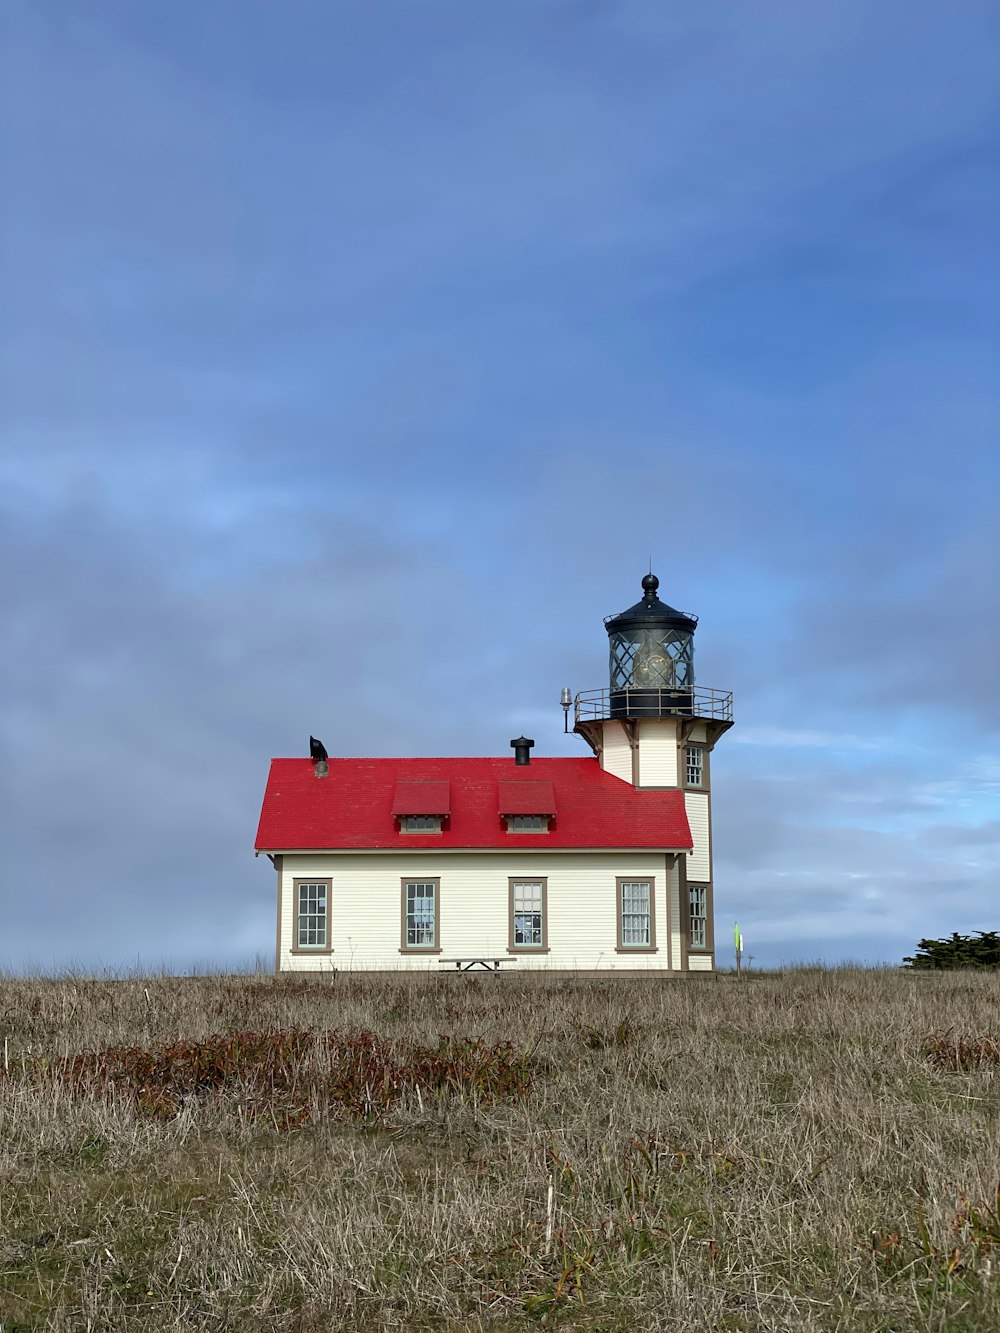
<box><xmin>574</xmin><ymin>685</ymin><xmax>734</xmax><ymax>725</ymax></box>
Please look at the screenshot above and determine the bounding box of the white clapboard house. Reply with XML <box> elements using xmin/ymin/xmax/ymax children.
<box><xmin>255</xmin><ymin>574</ymin><xmax>732</xmax><ymax>972</ymax></box>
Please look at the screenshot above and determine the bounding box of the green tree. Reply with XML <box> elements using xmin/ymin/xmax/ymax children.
<box><xmin>902</xmin><ymin>930</ymin><xmax>1000</xmax><ymax>969</ymax></box>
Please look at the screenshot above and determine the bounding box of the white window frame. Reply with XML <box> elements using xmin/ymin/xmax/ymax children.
<box><xmin>685</xmin><ymin>745</ymin><xmax>704</xmax><ymax>787</ymax></box>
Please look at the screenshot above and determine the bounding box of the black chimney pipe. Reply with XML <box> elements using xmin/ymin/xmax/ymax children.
<box><xmin>510</xmin><ymin>736</ymin><xmax>535</xmax><ymax>766</ymax></box>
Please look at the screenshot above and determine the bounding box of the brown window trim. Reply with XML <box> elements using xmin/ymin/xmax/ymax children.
<box><xmin>507</xmin><ymin>877</ymin><xmax>550</xmax><ymax>953</ymax></box>
<box><xmin>399</xmin><ymin>877</ymin><xmax>442</xmax><ymax>954</ymax></box>
<box><xmin>681</xmin><ymin>742</ymin><xmax>711</xmax><ymax>793</ymax></box>
<box><xmin>615</xmin><ymin>875</ymin><xmax>657</xmax><ymax>954</ymax></box>
<box><xmin>686</xmin><ymin>880</ymin><xmax>714</xmax><ymax>954</ymax></box>
<box><xmin>290</xmin><ymin>877</ymin><xmax>334</xmax><ymax>955</ymax></box>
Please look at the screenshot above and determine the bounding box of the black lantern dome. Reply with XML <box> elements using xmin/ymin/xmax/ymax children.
<box><xmin>604</xmin><ymin>573</ymin><xmax>698</xmax><ymax>717</ymax></box>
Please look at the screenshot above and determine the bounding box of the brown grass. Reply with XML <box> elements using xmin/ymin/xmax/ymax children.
<box><xmin>1</xmin><ymin>966</ymin><xmax>999</xmax><ymax>1330</ymax></box>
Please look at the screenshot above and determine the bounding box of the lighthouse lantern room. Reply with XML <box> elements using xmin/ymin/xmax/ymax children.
<box><xmin>573</xmin><ymin>573</ymin><xmax>733</xmax><ymax>765</ymax></box>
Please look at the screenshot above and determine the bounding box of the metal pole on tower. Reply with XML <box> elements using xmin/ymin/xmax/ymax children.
<box><xmin>560</xmin><ymin>687</ymin><xmax>572</xmax><ymax>733</ymax></box>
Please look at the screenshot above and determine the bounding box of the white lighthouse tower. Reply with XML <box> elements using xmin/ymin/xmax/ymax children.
<box><xmin>573</xmin><ymin>573</ymin><xmax>733</xmax><ymax>969</ymax></box>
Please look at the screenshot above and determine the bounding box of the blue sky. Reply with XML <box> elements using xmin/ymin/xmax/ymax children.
<box><xmin>1</xmin><ymin>1</ymin><xmax>998</xmax><ymax>971</ymax></box>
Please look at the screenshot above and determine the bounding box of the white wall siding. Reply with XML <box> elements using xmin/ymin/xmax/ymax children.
<box><xmin>600</xmin><ymin>722</ymin><xmax>633</xmax><ymax>784</ymax></box>
<box><xmin>686</xmin><ymin>721</ymin><xmax>708</xmax><ymax>745</ymax></box>
<box><xmin>684</xmin><ymin>792</ymin><xmax>711</xmax><ymax>881</ymax></box>
<box><xmin>277</xmin><ymin>852</ymin><xmax>677</xmax><ymax>972</ymax></box>
<box><xmin>688</xmin><ymin>954</ymin><xmax>713</xmax><ymax>971</ymax></box>
<box><xmin>667</xmin><ymin>856</ymin><xmax>680</xmax><ymax>971</ymax></box>
<box><xmin>636</xmin><ymin>720</ymin><xmax>678</xmax><ymax>787</ymax></box>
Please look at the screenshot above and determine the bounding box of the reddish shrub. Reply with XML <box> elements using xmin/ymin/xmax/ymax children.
<box><xmin>922</xmin><ymin>1029</ymin><xmax>1000</xmax><ymax>1071</ymax></box>
<box><xmin>49</xmin><ymin>1028</ymin><xmax>537</xmax><ymax>1127</ymax></box>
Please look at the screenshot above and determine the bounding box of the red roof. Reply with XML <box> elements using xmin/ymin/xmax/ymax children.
<box><xmin>391</xmin><ymin>780</ymin><xmax>451</xmax><ymax>815</ymax></box>
<box><xmin>255</xmin><ymin>757</ymin><xmax>692</xmax><ymax>851</ymax></box>
<box><xmin>497</xmin><ymin>778</ymin><xmax>556</xmax><ymax>815</ymax></box>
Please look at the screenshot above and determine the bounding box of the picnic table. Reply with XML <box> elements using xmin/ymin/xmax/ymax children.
<box><xmin>437</xmin><ymin>957</ymin><xmax>518</xmax><ymax>973</ymax></box>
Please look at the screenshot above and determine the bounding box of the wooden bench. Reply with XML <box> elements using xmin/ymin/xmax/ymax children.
<box><xmin>437</xmin><ymin>957</ymin><xmax>518</xmax><ymax>973</ymax></box>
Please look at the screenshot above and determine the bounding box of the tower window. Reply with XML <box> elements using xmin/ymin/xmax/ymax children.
<box><xmin>507</xmin><ymin>814</ymin><xmax>549</xmax><ymax>833</ymax></box>
<box><xmin>685</xmin><ymin>745</ymin><xmax>704</xmax><ymax>787</ymax></box>
<box><xmin>401</xmin><ymin>879</ymin><xmax>440</xmax><ymax>952</ymax></box>
<box><xmin>292</xmin><ymin>879</ymin><xmax>332</xmax><ymax>953</ymax></box>
<box><xmin>509</xmin><ymin>878</ymin><xmax>548</xmax><ymax>951</ymax></box>
<box><xmin>616</xmin><ymin>878</ymin><xmax>656</xmax><ymax>952</ymax></box>
<box><xmin>400</xmin><ymin>814</ymin><xmax>442</xmax><ymax>833</ymax></box>
<box><xmin>688</xmin><ymin>883</ymin><xmax>708</xmax><ymax>949</ymax></box>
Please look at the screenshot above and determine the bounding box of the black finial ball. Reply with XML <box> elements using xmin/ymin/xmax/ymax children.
<box><xmin>641</xmin><ymin>572</ymin><xmax>659</xmax><ymax>596</ymax></box>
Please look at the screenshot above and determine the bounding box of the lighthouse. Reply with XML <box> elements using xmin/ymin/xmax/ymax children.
<box><xmin>572</xmin><ymin>573</ymin><xmax>733</xmax><ymax>966</ymax></box>
<box><xmin>257</xmin><ymin>570</ymin><xmax>730</xmax><ymax>973</ymax></box>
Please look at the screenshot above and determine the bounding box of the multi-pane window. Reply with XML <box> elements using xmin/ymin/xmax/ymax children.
<box><xmin>511</xmin><ymin>880</ymin><xmax>544</xmax><ymax>947</ymax></box>
<box><xmin>401</xmin><ymin>815</ymin><xmax>441</xmax><ymax>833</ymax></box>
<box><xmin>689</xmin><ymin>883</ymin><xmax>707</xmax><ymax>949</ymax></box>
<box><xmin>619</xmin><ymin>880</ymin><xmax>652</xmax><ymax>948</ymax></box>
<box><xmin>403</xmin><ymin>880</ymin><xmax>437</xmax><ymax>948</ymax></box>
<box><xmin>296</xmin><ymin>881</ymin><xmax>328</xmax><ymax>949</ymax></box>
<box><xmin>685</xmin><ymin>745</ymin><xmax>703</xmax><ymax>787</ymax></box>
<box><xmin>509</xmin><ymin>814</ymin><xmax>549</xmax><ymax>832</ymax></box>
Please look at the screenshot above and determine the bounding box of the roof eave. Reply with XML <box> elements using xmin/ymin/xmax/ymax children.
<box><xmin>255</xmin><ymin>843</ymin><xmax>694</xmax><ymax>854</ymax></box>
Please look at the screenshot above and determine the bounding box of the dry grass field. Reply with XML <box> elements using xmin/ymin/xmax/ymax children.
<box><xmin>1</xmin><ymin>966</ymin><xmax>999</xmax><ymax>1332</ymax></box>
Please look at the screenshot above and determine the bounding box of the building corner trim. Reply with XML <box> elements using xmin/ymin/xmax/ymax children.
<box><xmin>274</xmin><ymin>854</ymin><xmax>284</xmax><ymax>974</ymax></box>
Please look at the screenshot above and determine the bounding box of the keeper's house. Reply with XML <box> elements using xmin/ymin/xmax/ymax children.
<box><xmin>255</xmin><ymin>574</ymin><xmax>733</xmax><ymax>973</ymax></box>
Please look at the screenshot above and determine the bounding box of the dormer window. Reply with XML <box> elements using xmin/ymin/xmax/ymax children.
<box><xmin>392</xmin><ymin>780</ymin><xmax>450</xmax><ymax>834</ymax></box>
<box><xmin>498</xmin><ymin>778</ymin><xmax>556</xmax><ymax>834</ymax></box>
<box><xmin>400</xmin><ymin>814</ymin><xmax>442</xmax><ymax>834</ymax></box>
<box><xmin>507</xmin><ymin>814</ymin><xmax>550</xmax><ymax>833</ymax></box>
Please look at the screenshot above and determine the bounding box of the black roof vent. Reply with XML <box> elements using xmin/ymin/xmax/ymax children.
<box><xmin>510</xmin><ymin>736</ymin><xmax>535</xmax><ymax>767</ymax></box>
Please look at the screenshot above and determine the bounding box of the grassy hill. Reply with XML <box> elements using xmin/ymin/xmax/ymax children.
<box><xmin>1</xmin><ymin>967</ymin><xmax>998</xmax><ymax>1330</ymax></box>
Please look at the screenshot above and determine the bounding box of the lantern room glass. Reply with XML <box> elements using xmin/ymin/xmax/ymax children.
<box><xmin>609</xmin><ymin>628</ymin><xmax>694</xmax><ymax>691</ymax></box>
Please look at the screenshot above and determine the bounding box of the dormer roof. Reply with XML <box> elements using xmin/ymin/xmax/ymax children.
<box><xmin>497</xmin><ymin>779</ymin><xmax>556</xmax><ymax>816</ymax></box>
<box><xmin>391</xmin><ymin>780</ymin><xmax>451</xmax><ymax>816</ymax></box>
